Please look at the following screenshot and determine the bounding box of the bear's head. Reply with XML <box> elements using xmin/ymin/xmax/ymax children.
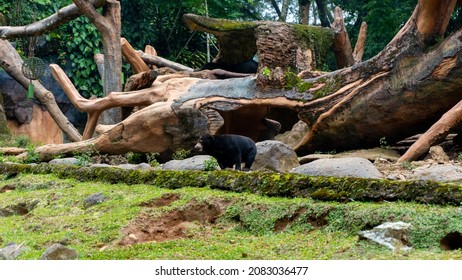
<box><xmin>194</xmin><ymin>134</ymin><xmax>214</xmax><ymax>152</ymax></box>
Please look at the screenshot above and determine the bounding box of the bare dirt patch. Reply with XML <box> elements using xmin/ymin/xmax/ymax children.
<box><xmin>119</xmin><ymin>198</ymin><xmax>231</xmax><ymax>245</ymax></box>
<box><xmin>139</xmin><ymin>193</ymin><xmax>180</xmax><ymax>207</ymax></box>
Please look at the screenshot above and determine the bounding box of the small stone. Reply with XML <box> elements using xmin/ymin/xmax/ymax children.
<box><xmin>359</xmin><ymin>222</ymin><xmax>412</xmax><ymax>251</ymax></box>
<box><xmin>83</xmin><ymin>193</ymin><xmax>109</xmax><ymax>209</ymax></box>
<box><xmin>128</xmin><ymin>234</ymin><xmax>138</xmax><ymax>242</ymax></box>
<box><xmin>428</xmin><ymin>146</ymin><xmax>449</xmax><ymax>163</ymax></box>
<box><xmin>0</xmin><ymin>242</ymin><xmax>26</xmax><ymax>260</ymax></box>
<box><xmin>41</xmin><ymin>244</ymin><xmax>78</xmax><ymax>260</ymax></box>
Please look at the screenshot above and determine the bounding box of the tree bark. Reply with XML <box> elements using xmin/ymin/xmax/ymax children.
<box><xmin>295</xmin><ymin>0</ymin><xmax>461</xmax><ymax>155</ymax></box>
<box><xmin>140</xmin><ymin>51</ymin><xmax>194</xmax><ymax>72</ymax></box>
<box><xmin>353</xmin><ymin>22</ymin><xmax>367</xmax><ymax>63</ymax></box>
<box><xmin>331</xmin><ymin>7</ymin><xmax>354</xmax><ymax>68</ymax></box>
<box><xmin>121</xmin><ymin>37</ymin><xmax>150</xmax><ymax>74</ymax></box>
<box><xmin>299</xmin><ymin>0</ymin><xmax>311</xmax><ymax>25</ymax></box>
<box><xmin>0</xmin><ymin>0</ymin><xmax>105</xmax><ymax>39</ymax></box>
<box><xmin>315</xmin><ymin>0</ymin><xmax>330</xmax><ymax>27</ymax></box>
<box><xmin>398</xmin><ymin>95</ymin><xmax>462</xmax><ymax>162</ymax></box>
<box><xmin>73</xmin><ymin>0</ymin><xmax>122</xmax><ymax>125</ymax></box>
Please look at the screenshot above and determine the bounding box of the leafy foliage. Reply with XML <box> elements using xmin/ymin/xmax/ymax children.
<box><xmin>53</xmin><ymin>16</ymin><xmax>103</xmax><ymax>98</ymax></box>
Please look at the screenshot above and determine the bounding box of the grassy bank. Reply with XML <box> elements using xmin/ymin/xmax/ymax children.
<box><xmin>1</xmin><ymin>171</ymin><xmax>462</xmax><ymax>260</ymax></box>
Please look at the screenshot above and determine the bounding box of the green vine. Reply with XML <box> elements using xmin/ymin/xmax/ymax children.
<box><xmin>54</xmin><ymin>16</ymin><xmax>103</xmax><ymax>98</ymax></box>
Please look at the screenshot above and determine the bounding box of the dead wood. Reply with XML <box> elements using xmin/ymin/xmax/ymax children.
<box><xmin>398</xmin><ymin>98</ymin><xmax>462</xmax><ymax>162</ymax></box>
<box><xmin>331</xmin><ymin>6</ymin><xmax>354</xmax><ymax>68</ymax></box>
<box><xmin>353</xmin><ymin>22</ymin><xmax>367</xmax><ymax>63</ymax></box>
<box><xmin>0</xmin><ymin>0</ymin><xmax>105</xmax><ymax>39</ymax></box>
<box><xmin>139</xmin><ymin>52</ymin><xmax>194</xmax><ymax>72</ymax></box>
<box><xmin>121</xmin><ymin>38</ymin><xmax>150</xmax><ymax>73</ymax></box>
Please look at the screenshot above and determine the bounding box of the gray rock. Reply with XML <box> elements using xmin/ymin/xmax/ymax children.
<box><xmin>41</xmin><ymin>244</ymin><xmax>78</xmax><ymax>260</ymax></box>
<box><xmin>116</xmin><ymin>163</ymin><xmax>153</xmax><ymax>170</ymax></box>
<box><xmin>49</xmin><ymin>157</ymin><xmax>80</xmax><ymax>165</ymax></box>
<box><xmin>359</xmin><ymin>222</ymin><xmax>412</xmax><ymax>251</ymax></box>
<box><xmin>0</xmin><ymin>242</ymin><xmax>26</xmax><ymax>260</ymax></box>
<box><xmin>427</xmin><ymin>145</ymin><xmax>449</xmax><ymax>163</ymax></box>
<box><xmin>275</xmin><ymin>121</ymin><xmax>309</xmax><ymax>148</ymax></box>
<box><xmin>298</xmin><ymin>154</ymin><xmax>335</xmax><ymax>164</ymax></box>
<box><xmin>162</xmin><ymin>155</ymin><xmax>219</xmax><ymax>171</ymax></box>
<box><xmin>252</xmin><ymin>140</ymin><xmax>299</xmax><ymax>172</ymax></box>
<box><xmin>336</xmin><ymin>148</ymin><xmax>400</xmax><ymax>162</ymax></box>
<box><xmin>290</xmin><ymin>157</ymin><xmax>382</xmax><ymax>179</ymax></box>
<box><xmin>90</xmin><ymin>163</ymin><xmax>113</xmax><ymax>168</ymax></box>
<box><xmin>83</xmin><ymin>193</ymin><xmax>109</xmax><ymax>209</ymax></box>
<box><xmin>410</xmin><ymin>164</ymin><xmax>462</xmax><ymax>182</ymax></box>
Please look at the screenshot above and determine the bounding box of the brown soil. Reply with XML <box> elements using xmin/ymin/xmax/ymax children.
<box><xmin>119</xmin><ymin>195</ymin><xmax>231</xmax><ymax>245</ymax></box>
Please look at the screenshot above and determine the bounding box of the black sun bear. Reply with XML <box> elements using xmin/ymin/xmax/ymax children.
<box><xmin>194</xmin><ymin>134</ymin><xmax>257</xmax><ymax>171</ymax></box>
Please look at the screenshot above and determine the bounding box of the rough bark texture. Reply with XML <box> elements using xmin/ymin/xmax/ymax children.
<box><xmin>73</xmin><ymin>0</ymin><xmax>122</xmax><ymax>125</ymax></box>
<box><xmin>183</xmin><ymin>13</ymin><xmax>334</xmax><ymax>91</ymax></box>
<box><xmin>331</xmin><ymin>7</ymin><xmax>354</xmax><ymax>68</ymax></box>
<box><xmin>295</xmin><ymin>0</ymin><xmax>461</xmax><ymax>155</ymax></box>
<box><xmin>353</xmin><ymin>22</ymin><xmax>367</xmax><ymax>63</ymax></box>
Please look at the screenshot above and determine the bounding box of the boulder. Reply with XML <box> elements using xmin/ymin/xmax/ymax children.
<box><xmin>410</xmin><ymin>164</ymin><xmax>462</xmax><ymax>182</ymax></box>
<box><xmin>290</xmin><ymin>157</ymin><xmax>382</xmax><ymax>179</ymax></box>
<box><xmin>275</xmin><ymin>121</ymin><xmax>309</xmax><ymax>148</ymax></box>
<box><xmin>426</xmin><ymin>145</ymin><xmax>449</xmax><ymax>163</ymax></box>
<box><xmin>251</xmin><ymin>140</ymin><xmax>299</xmax><ymax>172</ymax></box>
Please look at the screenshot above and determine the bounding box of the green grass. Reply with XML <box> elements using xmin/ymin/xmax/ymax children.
<box><xmin>1</xmin><ymin>173</ymin><xmax>462</xmax><ymax>260</ymax></box>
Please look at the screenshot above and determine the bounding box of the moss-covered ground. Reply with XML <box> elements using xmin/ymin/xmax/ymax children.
<box><xmin>1</xmin><ymin>170</ymin><xmax>462</xmax><ymax>260</ymax></box>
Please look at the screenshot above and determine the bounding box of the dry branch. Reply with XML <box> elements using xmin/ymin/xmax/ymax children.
<box><xmin>398</xmin><ymin>98</ymin><xmax>462</xmax><ymax>162</ymax></box>
<box><xmin>139</xmin><ymin>52</ymin><xmax>194</xmax><ymax>72</ymax></box>
<box><xmin>121</xmin><ymin>38</ymin><xmax>150</xmax><ymax>73</ymax></box>
<box><xmin>0</xmin><ymin>0</ymin><xmax>105</xmax><ymax>39</ymax></box>
<box><xmin>49</xmin><ymin>64</ymin><xmax>165</xmax><ymax>139</ymax></box>
<box><xmin>331</xmin><ymin>6</ymin><xmax>354</xmax><ymax>68</ymax></box>
<box><xmin>353</xmin><ymin>22</ymin><xmax>367</xmax><ymax>63</ymax></box>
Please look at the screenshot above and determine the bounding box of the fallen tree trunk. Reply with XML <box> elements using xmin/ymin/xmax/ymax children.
<box><xmin>294</xmin><ymin>0</ymin><xmax>462</xmax><ymax>155</ymax></box>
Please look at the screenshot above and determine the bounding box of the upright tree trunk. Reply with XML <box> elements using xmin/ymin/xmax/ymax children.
<box><xmin>299</xmin><ymin>0</ymin><xmax>311</xmax><ymax>25</ymax></box>
<box><xmin>280</xmin><ymin>0</ymin><xmax>291</xmax><ymax>22</ymax></box>
<box><xmin>73</xmin><ymin>0</ymin><xmax>122</xmax><ymax>126</ymax></box>
<box><xmin>315</xmin><ymin>0</ymin><xmax>330</xmax><ymax>27</ymax></box>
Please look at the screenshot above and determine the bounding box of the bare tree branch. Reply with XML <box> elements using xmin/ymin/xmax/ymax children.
<box><xmin>0</xmin><ymin>0</ymin><xmax>106</xmax><ymax>39</ymax></box>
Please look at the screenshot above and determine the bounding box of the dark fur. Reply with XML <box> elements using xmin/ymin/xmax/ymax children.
<box><xmin>194</xmin><ymin>134</ymin><xmax>257</xmax><ymax>171</ymax></box>
<box><xmin>200</xmin><ymin>59</ymin><xmax>258</xmax><ymax>74</ymax></box>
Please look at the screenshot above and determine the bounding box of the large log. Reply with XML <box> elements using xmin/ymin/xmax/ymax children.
<box><xmin>294</xmin><ymin>0</ymin><xmax>462</xmax><ymax>155</ymax></box>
